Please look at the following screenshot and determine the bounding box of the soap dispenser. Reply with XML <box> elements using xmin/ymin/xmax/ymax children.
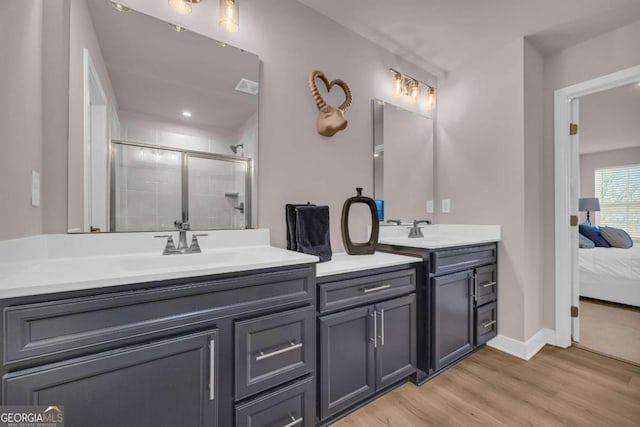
<box><xmin>341</xmin><ymin>187</ymin><xmax>380</xmax><ymax>255</ymax></box>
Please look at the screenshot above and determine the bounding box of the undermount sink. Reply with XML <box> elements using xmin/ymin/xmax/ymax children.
<box><xmin>119</xmin><ymin>251</ymin><xmax>250</xmax><ymax>271</ymax></box>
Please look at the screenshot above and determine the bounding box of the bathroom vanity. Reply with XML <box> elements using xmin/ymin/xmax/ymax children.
<box><xmin>376</xmin><ymin>224</ymin><xmax>501</xmax><ymax>383</ymax></box>
<box><xmin>0</xmin><ymin>226</ymin><xmax>499</xmax><ymax>426</ymax></box>
<box><xmin>0</xmin><ymin>231</ymin><xmax>319</xmax><ymax>427</ymax></box>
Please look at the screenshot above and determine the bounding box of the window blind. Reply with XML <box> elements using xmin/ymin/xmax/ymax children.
<box><xmin>594</xmin><ymin>164</ymin><xmax>640</xmax><ymax>238</ymax></box>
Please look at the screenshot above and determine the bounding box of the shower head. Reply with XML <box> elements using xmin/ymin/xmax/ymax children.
<box><xmin>229</xmin><ymin>144</ymin><xmax>244</xmax><ymax>154</ymax></box>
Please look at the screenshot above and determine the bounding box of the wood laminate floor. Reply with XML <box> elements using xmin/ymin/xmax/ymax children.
<box><xmin>333</xmin><ymin>346</ymin><xmax>640</xmax><ymax>427</ymax></box>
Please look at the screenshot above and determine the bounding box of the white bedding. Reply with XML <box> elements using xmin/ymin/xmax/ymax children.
<box><xmin>579</xmin><ymin>244</ymin><xmax>640</xmax><ymax>307</ymax></box>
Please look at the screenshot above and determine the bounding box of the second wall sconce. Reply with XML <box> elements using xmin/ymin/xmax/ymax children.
<box><xmin>390</xmin><ymin>68</ymin><xmax>437</xmax><ymax>110</ymax></box>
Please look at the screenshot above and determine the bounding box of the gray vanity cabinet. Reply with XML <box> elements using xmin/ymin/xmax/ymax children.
<box><xmin>4</xmin><ymin>329</ymin><xmax>219</xmax><ymax>427</ymax></box>
<box><xmin>317</xmin><ymin>265</ymin><xmax>418</xmax><ymax>422</ymax></box>
<box><xmin>377</xmin><ymin>242</ymin><xmax>498</xmax><ymax>382</ymax></box>
<box><xmin>0</xmin><ymin>264</ymin><xmax>317</xmax><ymax>427</ymax></box>
<box><xmin>432</xmin><ymin>271</ymin><xmax>474</xmax><ymax>371</ymax></box>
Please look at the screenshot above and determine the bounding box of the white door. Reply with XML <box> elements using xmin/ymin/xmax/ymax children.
<box><xmin>570</xmin><ymin>99</ymin><xmax>580</xmax><ymax>342</ymax></box>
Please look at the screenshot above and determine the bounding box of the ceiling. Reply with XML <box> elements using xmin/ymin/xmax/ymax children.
<box><xmin>87</xmin><ymin>0</ymin><xmax>259</xmax><ymax>131</ymax></box>
<box><xmin>297</xmin><ymin>0</ymin><xmax>640</xmax><ymax>75</ymax></box>
<box><xmin>579</xmin><ymin>83</ymin><xmax>640</xmax><ymax>154</ymax></box>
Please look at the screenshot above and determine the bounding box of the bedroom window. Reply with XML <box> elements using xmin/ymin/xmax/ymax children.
<box><xmin>594</xmin><ymin>164</ymin><xmax>640</xmax><ymax>238</ymax></box>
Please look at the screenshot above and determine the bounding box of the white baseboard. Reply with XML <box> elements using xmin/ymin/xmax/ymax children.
<box><xmin>487</xmin><ymin>328</ymin><xmax>556</xmax><ymax>360</ymax></box>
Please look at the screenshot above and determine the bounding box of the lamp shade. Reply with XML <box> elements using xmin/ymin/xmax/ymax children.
<box><xmin>579</xmin><ymin>197</ymin><xmax>600</xmax><ymax>212</ymax></box>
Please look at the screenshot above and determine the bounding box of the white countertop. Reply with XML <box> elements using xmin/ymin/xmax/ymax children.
<box><xmin>377</xmin><ymin>224</ymin><xmax>501</xmax><ymax>249</ymax></box>
<box><xmin>0</xmin><ymin>230</ymin><xmax>318</xmax><ymax>299</ymax></box>
<box><xmin>316</xmin><ymin>252</ymin><xmax>420</xmax><ymax>278</ymax></box>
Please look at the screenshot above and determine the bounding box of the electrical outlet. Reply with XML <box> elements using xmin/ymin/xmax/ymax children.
<box><xmin>31</xmin><ymin>170</ymin><xmax>41</xmax><ymax>207</ymax></box>
<box><xmin>442</xmin><ymin>199</ymin><xmax>451</xmax><ymax>213</ymax></box>
<box><xmin>426</xmin><ymin>200</ymin><xmax>434</xmax><ymax>213</ymax></box>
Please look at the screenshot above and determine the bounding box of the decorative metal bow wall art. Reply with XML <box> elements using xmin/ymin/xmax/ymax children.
<box><xmin>308</xmin><ymin>70</ymin><xmax>352</xmax><ymax>137</ymax></box>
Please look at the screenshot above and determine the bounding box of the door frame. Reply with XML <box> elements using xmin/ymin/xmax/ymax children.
<box><xmin>553</xmin><ymin>65</ymin><xmax>640</xmax><ymax>348</ymax></box>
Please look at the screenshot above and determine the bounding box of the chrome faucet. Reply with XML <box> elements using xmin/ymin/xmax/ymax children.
<box><xmin>407</xmin><ymin>220</ymin><xmax>431</xmax><ymax>238</ymax></box>
<box><xmin>386</xmin><ymin>219</ymin><xmax>402</xmax><ymax>225</ymax></box>
<box><xmin>155</xmin><ymin>220</ymin><xmax>208</xmax><ymax>255</ymax></box>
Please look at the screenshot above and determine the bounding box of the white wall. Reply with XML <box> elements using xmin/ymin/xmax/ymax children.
<box><xmin>0</xmin><ymin>1</ymin><xmax>44</xmax><ymax>240</ymax></box>
<box><xmin>437</xmin><ymin>39</ymin><xmax>528</xmax><ymax>341</ymax></box>
<box><xmin>523</xmin><ymin>40</ymin><xmax>546</xmax><ymax>340</ymax></box>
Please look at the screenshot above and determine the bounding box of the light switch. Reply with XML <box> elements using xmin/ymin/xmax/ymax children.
<box><xmin>426</xmin><ymin>200</ymin><xmax>434</xmax><ymax>213</ymax></box>
<box><xmin>442</xmin><ymin>199</ymin><xmax>451</xmax><ymax>213</ymax></box>
<box><xmin>31</xmin><ymin>170</ymin><xmax>41</xmax><ymax>207</ymax></box>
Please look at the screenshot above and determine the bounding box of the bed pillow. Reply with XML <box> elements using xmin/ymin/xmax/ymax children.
<box><xmin>579</xmin><ymin>233</ymin><xmax>595</xmax><ymax>249</ymax></box>
<box><xmin>578</xmin><ymin>224</ymin><xmax>611</xmax><ymax>248</ymax></box>
<box><xmin>600</xmin><ymin>226</ymin><xmax>634</xmax><ymax>249</ymax></box>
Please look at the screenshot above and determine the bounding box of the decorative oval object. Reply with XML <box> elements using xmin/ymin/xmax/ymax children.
<box><xmin>308</xmin><ymin>70</ymin><xmax>352</xmax><ymax>137</ymax></box>
<box><xmin>341</xmin><ymin>187</ymin><xmax>380</xmax><ymax>255</ymax></box>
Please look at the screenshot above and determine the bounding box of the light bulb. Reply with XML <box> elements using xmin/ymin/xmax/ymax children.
<box><xmin>219</xmin><ymin>0</ymin><xmax>239</xmax><ymax>32</ymax></box>
<box><xmin>169</xmin><ymin>0</ymin><xmax>192</xmax><ymax>15</ymax></box>
<box><xmin>424</xmin><ymin>87</ymin><xmax>437</xmax><ymax>110</ymax></box>
<box><xmin>409</xmin><ymin>82</ymin><xmax>420</xmax><ymax>104</ymax></box>
<box><xmin>391</xmin><ymin>72</ymin><xmax>403</xmax><ymax>98</ymax></box>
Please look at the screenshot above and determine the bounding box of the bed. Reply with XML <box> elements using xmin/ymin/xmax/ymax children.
<box><xmin>579</xmin><ymin>243</ymin><xmax>640</xmax><ymax>307</ymax></box>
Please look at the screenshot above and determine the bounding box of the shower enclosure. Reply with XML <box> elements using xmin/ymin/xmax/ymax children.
<box><xmin>110</xmin><ymin>141</ymin><xmax>251</xmax><ymax>232</ymax></box>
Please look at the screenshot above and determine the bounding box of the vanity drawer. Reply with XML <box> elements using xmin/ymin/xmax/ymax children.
<box><xmin>235</xmin><ymin>306</ymin><xmax>314</xmax><ymax>400</ymax></box>
<box><xmin>475</xmin><ymin>264</ymin><xmax>497</xmax><ymax>306</ymax></box>
<box><xmin>431</xmin><ymin>244</ymin><xmax>496</xmax><ymax>275</ymax></box>
<box><xmin>317</xmin><ymin>268</ymin><xmax>416</xmax><ymax>314</ymax></box>
<box><xmin>475</xmin><ymin>302</ymin><xmax>498</xmax><ymax>346</ymax></box>
<box><xmin>235</xmin><ymin>376</ymin><xmax>314</xmax><ymax>427</ymax></box>
<box><xmin>3</xmin><ymin>267</ymin><xmax>313</xmax><ymax>366</ymax></box>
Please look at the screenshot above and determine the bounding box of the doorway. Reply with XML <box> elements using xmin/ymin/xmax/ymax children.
<box><xmin>554</xmin><ymin>65</ymin><xmax>640</xmax><ymax>350</ymax></box>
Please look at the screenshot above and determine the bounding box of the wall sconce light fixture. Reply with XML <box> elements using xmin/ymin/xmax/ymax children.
<box><xmin>389</xmin><ymin>68</ymin><xmax>437</xmax><ymax>110</ymax></box>
<box><xmin>167</xmin><ymin>0</ymin><xmax>240</xmax><ymax>33</ymax></box>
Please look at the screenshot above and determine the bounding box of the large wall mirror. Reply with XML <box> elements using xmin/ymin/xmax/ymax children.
<box><xmin>67</xmin><ymin>0</ymin><xmax>259</xmax><ymax>233</ymax></box>
<box><xmin>373</xmin><ymin>100</ymin><xmax>434</xmax><ymax>223</ymax></box>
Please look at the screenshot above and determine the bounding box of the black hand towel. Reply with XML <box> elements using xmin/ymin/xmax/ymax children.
<box><xmin>295</xmin><ymin>205</ymin><xmax>332</xmax><ymax>262</ymax></box>
<box><xmin>285</xmin><ymin>203</ymin><xmax>315</xmax><ymax>251</ymax></box>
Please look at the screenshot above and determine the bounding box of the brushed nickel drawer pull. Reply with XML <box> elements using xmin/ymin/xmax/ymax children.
<box><xmin>482</xmin><ymin>281</ymin><xmax>497</xmax><ymax>288</ymax></box>
<box><xmin>482</xmin><ymin>319</ymin><xmax>497</xmax><ymax>328</ymax></box>
<box><xmin>363</xmin><ymin>284</ymin><xmax>391</xmax><ymax>294</ymax></box>
<box><xmin>209</xmin><ymin>338</ymin><xmax>215</xmax><ymax>401</ymax></box>
<box><xmin>380</xmin><ymin>308</ymin><xmax>385</xmax><ymax>346</ymax></box>
<box><xmin>256</xmin><ymin>342</ymin><xmax>302</xmax><ymax>361</ymax></box>
<box><xmin>371</xmin><ymin>310</ymin><xmax>377</xmax><ymax>348</ymax></box>
<box><xmin>283</xmin><ymin>415</ymin><xmax>303</xmax><ymax>427</ymax></box>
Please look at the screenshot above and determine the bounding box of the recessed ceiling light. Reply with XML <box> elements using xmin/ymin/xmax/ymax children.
<box><xmin>182</xmin><ymin>111</ymin><xmax>192</xmax><ymax>117</ymax></box>
<box><xmin>235</xmin><ymin>78</ymin><xmax>259</xmax><ymax>96</ymax></box>
<box><xmin>109</xmin><ymin>1</ymin><xmax>130</xmax><ymax>12</ymax></box>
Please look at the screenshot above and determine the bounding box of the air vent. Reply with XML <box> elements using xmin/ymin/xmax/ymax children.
<box><xmin>235</xmin><ymin>78</ymin><xmax>259</xmax><ymax>96</ymax></box>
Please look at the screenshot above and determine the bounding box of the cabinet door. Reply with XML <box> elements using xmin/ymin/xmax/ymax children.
<box><xmin>375</xmin><ymin>294</ymin><xmax>416</xmax><ymax>389</ymax></box>
<box><xmin>432</xmin><ymin>271</ymin><xmax>474</xmax><ymax>371</ymax></box>
<box><xmin>319</xmin><ymin>306</ymin><xmax>375</xmax><ymax>420</ymax></box>
<box><xmin>3</xmin><ymin>329</ymin><xmax>219</xmax><ymax>427</ymax></box>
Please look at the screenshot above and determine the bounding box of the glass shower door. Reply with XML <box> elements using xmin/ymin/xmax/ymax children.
<box><xmin>112</xmin><ymin>144</ymin><xmax>182</xmax><ymax>232</ymax></box>
<box><xmin>187</xmin><ymin>155</ymin><xmax>249</xmax><ymax>230</ymax></box>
